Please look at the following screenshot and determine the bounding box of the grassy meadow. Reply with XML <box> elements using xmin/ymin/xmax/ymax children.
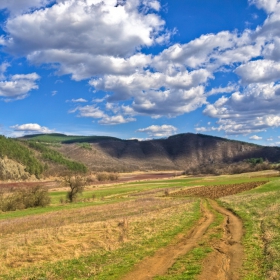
<box><xmin>220</xmin><ymin>178</ymin><xmax>280</xmax><ymax>279</ymax></box>
<box><xmin>0</xmin><ymin>170</ymin><xmax>279</xmax><ymax>279</ymax></box>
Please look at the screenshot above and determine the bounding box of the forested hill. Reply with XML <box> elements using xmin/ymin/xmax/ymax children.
<box><xmin>0</xmin><ymin>136</ymin><xmax>87</xmax><ymax>180</ymax></box>
<box><xmin>20</xmin><ymin>133</ymin><xmax>119</xmax><ymax>143</ymax></box>
<box><xmin>0</xmin><ymin>136</ymin><xmax>44</xmax><ymax>178</ymax></box>
<box><xmin>2</xmin><ymin>133</ymin><xmax>280</xmax><ymax>178</ymax></box>
<box><xmin>26</xmin><ymin>133</ymin><xmax>280</xmax><ymax>173</ymax></box>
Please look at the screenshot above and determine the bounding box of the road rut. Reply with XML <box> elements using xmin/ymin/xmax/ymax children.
<box><xmin>198</xmin><ymin>200</ymin><xmax>244</xmax><ymax>280</ymax></box>
<box><xmin>122</xmin><ymin>199</ymin><xmax>243</xmax><ymax>280</ymax></box>
<box><xmin>122</xmin><ymin>201</ymin><xmax>214</xmax><ymax>280</ymax></box>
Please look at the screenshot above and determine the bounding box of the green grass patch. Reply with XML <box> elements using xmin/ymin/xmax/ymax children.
<box><xmin>1</xmin><ymin>173</ymin><xmax>275</xmax><ymax>221</ymax></box>
<box><xmin>154</xmin><ymin>247</ymin><xmax>212</xmax><ymax>280</ymax></box>
<box><xmin>220</xmin><ymin>179</ymin><xmax>280</xmax><ymax>279</ymax></box>
<box><xmin>154</xmin><ymin>200</ymin><xmax>223</xmax><ymax>280</ymax></box>
<box><xmin>0</xmin><ymin>198</ymin><xmax>126</xmax><ymax>220</ymax></box>
<box><xmin>1</xmin><ymin>200</ymin><xmax>202</xmax><ymax>279</ymax></box>
<box><xmin>20</xmin><ymin>133</ymin><xmax>120</xmax><ymax>143</ymax></box>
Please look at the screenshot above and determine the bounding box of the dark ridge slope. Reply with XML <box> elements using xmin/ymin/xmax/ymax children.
<box><xmin>53</xmin><ymin>133</ymin><xmax>280</xmax><ymax>171</ymax></box>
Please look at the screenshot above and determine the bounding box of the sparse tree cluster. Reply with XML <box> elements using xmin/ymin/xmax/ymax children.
<box><xmin>185</xmin><ymin>160</ymin><xmax>274</xmax><ymax>176</ymax></box>
<box><xmin>28</xmin><ymin>141</ymin><xmax>87</xmax><ymax>173</ymax></box>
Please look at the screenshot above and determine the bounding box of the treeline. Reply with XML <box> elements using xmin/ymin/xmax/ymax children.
<box><xmin>0</xmin><ymin>136</ymin><xmax>44</xmax><ymax>177</ymax></box>
<box><xmin>27</xmin><ymin>141</ymin><xmax>87</xmax><ymax>173</ymax></box>
<box><xmin>185</xmin><ymin>159</ymin><xmax>280</xmax><ymax>176</ymax></box>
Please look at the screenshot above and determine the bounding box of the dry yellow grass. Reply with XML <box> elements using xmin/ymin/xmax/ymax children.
<box><xmin>0</xmin><ymin>197</ymin><xmax>196</xmax><ymax>275</ymax></box>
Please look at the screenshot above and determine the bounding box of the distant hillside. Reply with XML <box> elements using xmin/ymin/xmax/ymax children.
<box><xmin>0</xmin><ymin>136</ymin><xmax>44</xmax><ymax>179</ymax></box>
<box><xmin>5</xmin><ymin>132</ymin><xmax>280</xmax><ymax>175</ymax></box>
<box><xmin>47</xmin><ymin>133</ymin><xmax>280</xmax><ymax>172</ymax></box>
<box><xmin>20</xmin><ymin>133</ymin><xmax>119</xmax><ymax>144</ymax></box>
<box><xmin>0</xmin><ymin>135</ymin><xmax>87</xmax><ymax>179</ymax></box>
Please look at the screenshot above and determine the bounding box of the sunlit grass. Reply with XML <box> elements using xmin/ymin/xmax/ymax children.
<box><xmin>1</xmin><ymin>171</ymin><xmax>279</xmax><ymax>279</ymax></box>
<box><xmin>0</xmin><ymin>198</ymin><xmax>201</xmax><ymax>279</ymax></box>
<box><xmin>220</xmin><ymin>179</ymin><xmax>280</xmax><ymax>279</ymax></box>
<box><xmin>154</xmin><ymin>200</ymin><xmax>224</xmax><ymax>280</ymax></box>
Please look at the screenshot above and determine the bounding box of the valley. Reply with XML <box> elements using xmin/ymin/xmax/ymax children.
<box><xmin>0</xmin><ymin>170</ymin><xmax>279</xmax><ymax>279</ymax></box>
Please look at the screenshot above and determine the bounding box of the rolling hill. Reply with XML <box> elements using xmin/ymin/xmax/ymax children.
<box><xmin>18</xmin><ymin>133</ymin><xmax>280</xmax><ymax>173</ymax></box>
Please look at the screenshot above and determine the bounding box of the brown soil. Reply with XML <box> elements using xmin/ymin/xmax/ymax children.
<box><xmin>0</xmin><ymin>172</ymin><xmax>179</xmax><ymax>190</ymax></box>
<box><xmin>95</xmin><ymin>172</ymin><xmax>180</xmax><ymax>185</ymax></box>
<box><xmin>122</xmin><ymin>196</ymin><xmax>245</xmax><ymax>280</ymax></box>
<box><xmin>198</xmin><ymin>200</ymin><xmax>244</xmax><ymax>280</ymax></box>
<box><xmin>171</xmin><ymin>181</ymin><xmax>268</xmax><ymax>199</ymax></box>
<box><xmin>122</xmin><ymin>200</ymin><xmax>215</xmax><ymax>280</ymax></box>
<box><xmin>0</xmin><ymin>180</ymin><xmax>59</xmax><ymax>191</ymax></box>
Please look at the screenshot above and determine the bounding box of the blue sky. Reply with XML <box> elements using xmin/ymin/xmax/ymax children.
<box><xmin>0</xmin><ymin>0</ymin><xmax>280</xmax><ymax>146</ymax></box>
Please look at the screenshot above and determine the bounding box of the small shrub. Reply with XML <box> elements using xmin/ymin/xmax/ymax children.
<box><xmin>0</xmin><ymin>186</ymin><xmax>50</xmax><ymax>212</ymax></box>
<box><xmin>96</xmin><ymin>172</ymin><xmax>119</xmax><ymax>182</ymax></box>
<box><xmin>78</xmin><ymin>143</ymin><xmax>92</xmax><ymax>150</ymax></box>
<box><xmin>109</xmin><ymin>173</ymin><xmax>119</xmax><ymax>181</ymax></box>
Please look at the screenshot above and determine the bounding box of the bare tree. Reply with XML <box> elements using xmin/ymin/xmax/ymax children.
<box><xmin>64</xmin><ymin>175</ymin><xmax>86</xmax><ymax>202</ymax></box>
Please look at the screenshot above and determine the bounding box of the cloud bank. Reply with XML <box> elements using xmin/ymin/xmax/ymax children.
<box><xmin>1</xmin><ymin>0</ymin><xmax>280</xmax><ymax>133</ymax></box>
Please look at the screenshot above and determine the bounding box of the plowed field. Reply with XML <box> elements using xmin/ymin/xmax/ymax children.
<box><xmin>172</xmin><ymin>181</ymin><xmax>268</xmax><ymax>199</ymax></box>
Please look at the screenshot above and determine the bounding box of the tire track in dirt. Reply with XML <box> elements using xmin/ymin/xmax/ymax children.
<box><xmin>122</xmin><ymin>199</ymin><xmax>244</xmax><ymax>280</ymax></box>
<box><xmin>198</xmin><ymin>200</ymin><xmax>244</xmax><ymax>280</ymax></box>
<box><xmin>122</xmin><ymin>200</ymin><xmax>215</xmax><ymax>280</ymax></box>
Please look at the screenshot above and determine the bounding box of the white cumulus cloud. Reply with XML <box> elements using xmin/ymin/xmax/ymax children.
<box><xmin>0</xmin><ymin>73</ymin><xmax>40</xmax><ymax>100</ymax></box>
<box><xmin>2</xmin><ymin>0</ymin><xmax>166</xmax><ymax>81</ymax></box>
<box><xmin>70</xmin><ymin>104</ymin><xmax>135</xmax><ymax>125</ymax></box>
<box><xmin>203</xmin><ymin>83</ymin><xmax>280</xmax><ymax>134</ymax></box>
<box><xmin>137</xmin><ymin>124</ymin><xmax>177</xmax><ymax>137</ymax></box>
<box><xmin>249</xmin><ymin>0</ymin><xmax>278</xmax><ymax>13</ymax></box>
<box><xmin>235</xmin><ymin>60</ymin><xmax>280</xmax><ymax>84</ymax></box>
<box><xmin>68</xmin><ymin>98</ymin><xmax>88</xmax><ymax>103</ymax></box>
<box><xmin>0</xmin><ymin>0</ymin><xmax>53</xmax><ymax>15</ymax></box>
<box><xmin>249</xmin><ymin>135</ymin><xmax>262</xmax><ymax>140</ymax></box>
<box><xmin>11</xmin><ymin>123</ymin><xmax>53</xmax><ymax>133</ymax></box>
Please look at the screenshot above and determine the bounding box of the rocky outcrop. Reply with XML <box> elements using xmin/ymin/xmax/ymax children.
<box><xmin>0</xmin><ymin>157</ymin><xmax>30</xmax><ymax>181</ymax></box>
<box><xmin>54</xmin><ymin>133</ymin><xmax>280</xmax><ymax>172</ymax></box>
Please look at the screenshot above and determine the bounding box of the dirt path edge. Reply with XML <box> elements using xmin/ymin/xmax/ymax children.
<box><xmin>198</xmin><ymin>199</ymin><xmax>244</xmax><ymax>280</ymax></box>
<box><xmin>121</xmin><ymin>200</ymin><xmax>214</xmax><ymax>280</ymax></box>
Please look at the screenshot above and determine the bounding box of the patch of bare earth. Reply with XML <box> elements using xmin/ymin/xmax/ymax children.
<box><xmin>122</xmin><ymin>201</ymin><xmax>215</xmax><ymax>280</ymax></box>
<box><xmin>198</xmin><ymin>200</ymin><xmax>244</xmax><ymax>280</ymax></box>
<box><xmin>123</xmin><ymin>182</ymin><xmax>255</xmax><ymax>280</ymax></box>
<box><xmin>171</xmin><ymin>181</ymin><xmax>268</xmax><ymax>199</ymax></box>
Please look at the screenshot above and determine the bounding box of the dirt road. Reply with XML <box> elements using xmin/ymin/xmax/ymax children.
<box><xmin>122</xmin><ymin>200</ymin><xmax>214</xmax><ymax>280</ymax></box>
<box><xmin>122</xmin><ymin>199</ymin><xmax>243</xmax><ymax>280</ymax></box>
<box><xmin>198</xmin><ymin>200</ymin><xmax>244</xmax><ymax>280</ymax></box>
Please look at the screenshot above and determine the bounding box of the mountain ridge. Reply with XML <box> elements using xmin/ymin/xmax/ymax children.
<box><xmin>1</xmin><ymin>132</ymin><xmax>277</xmax><ymax>175</ymax></box>
<box><xmin>42</xmin><ymin>133</ymin><xmax>280</xmax><ymax>172</ymax></box>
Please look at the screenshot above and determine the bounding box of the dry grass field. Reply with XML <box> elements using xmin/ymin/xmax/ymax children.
<box><xmin>0</xmin><ymin>170</ymin><xmax>279</xmax><ymax>279</ymax></box>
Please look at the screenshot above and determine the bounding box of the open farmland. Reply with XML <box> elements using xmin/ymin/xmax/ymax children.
<box><xmin>0</xmin><ymin>170</ymin><xmax>279</xmax><ymax>279</ymax></box>
<box><xmin>171</xmin><ymin>181</ymin><xmax>268</xmax><ymax>199</ymax></box>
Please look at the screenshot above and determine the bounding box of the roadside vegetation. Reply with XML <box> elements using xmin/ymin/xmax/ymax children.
<box><xmin>220</xmin><ymin>179</ymin><xmax>280</xmax><ymax>279</ymax></box>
